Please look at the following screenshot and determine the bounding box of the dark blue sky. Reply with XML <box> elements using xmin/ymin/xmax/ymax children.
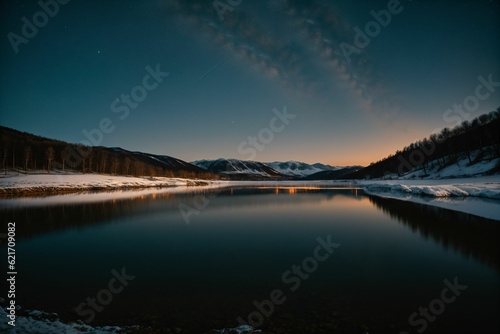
<box><xmin>1</xmin><ymin>0</ymin><xmax>499</xmax><ymax>165</ymax></box>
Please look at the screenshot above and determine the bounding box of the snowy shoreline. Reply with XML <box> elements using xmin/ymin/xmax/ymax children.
<box><xmin>0</xmin><ymin>174</ymin><xmax>499</xmax><ymax>220</ymax></box>
<box><xmin>0</xmin><ymin>306</ymin><xmax>261</xmax><ymax>334</ymax></box>
<box><xmin>356</xmin><ymin>175</ymin><xmax>500</xmax><ymax>220</ymax></box>
<box><xmin>1</xmin><ymin>176</ymin><xmax>498</xmax><ymax>333</ymax></box>
<box><xmin>0</xmin><ymin>174</ymin><xmax>212</xmax><ymax>195</ymax></box>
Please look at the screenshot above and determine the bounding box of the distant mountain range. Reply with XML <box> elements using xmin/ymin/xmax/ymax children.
<box><xmin>265</xmin><ymin>161</ymin><xmax>338</xmax><ymax>177</ymax></box>
<box><xmin>191</xmin><ymin>158</ymin><xmax>362</xmax><ymax>179</ymax></box>
<box><xmin>190</xmin><ymin>159</ymin><xmax>283</xmax><ymax>179</ymax></box>
<box><xmin>3</xmin><ymin>108</ymin><xmax>499</xmax><ymax>181</ymax></box>
<box><xmin>0</xmin><ymin>125</ymin><xmax>363</xmax><ymax>180</ymax></box>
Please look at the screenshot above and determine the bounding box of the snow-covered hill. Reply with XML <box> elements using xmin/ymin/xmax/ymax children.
<box><xmin>191</xmin><ymin>159</ymin><xmax>339</xmax><ymax>178</ymax></box>
<box><xmin>191</xmin><ymin>159</ymin><xmax>284</xmax><ymax>178</ymax></box>
<box><xmin>375</xmin><ymin>149</ymin><xmax>500</xmax><ymax>180</ymax></box>
<box><xmin>265</xmin><ymin>161</ymin><xmax>337</xmax><ymax>177</ymax></box>
<box><xmin>403</xmin><ymin>154</ymin><xmax>499</xmax><ymax>179</ymax></box>
<box><xmin>0</xmin><ymin>174</ymin><xmax>210</xmax><ymax>194</ymax></box>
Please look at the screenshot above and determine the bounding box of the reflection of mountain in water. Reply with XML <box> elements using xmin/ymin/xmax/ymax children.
<box><xmin>368</xmin><ymin>195</ymin><xmax>499</xmax><ymax>270</ymax></box>
<box><xmin>0</xmin><ymin>191</ymin><xmax>184</xmax><ymax>240</ymax></box>
<box><xmin>0</xmin><ymin>188</ymin><xmax>361</xmax><ymax>240</ymax></box>
<box><xmin>5</xmin><ymin>188</ymin><xmax>496</xmax><ymax>273</ymax></box>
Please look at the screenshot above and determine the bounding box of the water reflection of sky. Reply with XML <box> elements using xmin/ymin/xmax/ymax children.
<box><xmin>1</xmin><ymin>187</ymin><xmax>498</xmax><ymax>333</ymax></box>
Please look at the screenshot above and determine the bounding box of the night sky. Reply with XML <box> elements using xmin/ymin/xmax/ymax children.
<box><xmin>1</xmin><ymin>0</ymin><xmax>499</xmax><ymax>165</ymax></box>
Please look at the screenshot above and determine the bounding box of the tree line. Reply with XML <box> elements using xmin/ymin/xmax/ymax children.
<box><xmin>0</xmin><ymin>126</ymin><xmax>217</xmax><ymax>179</ymax></box>
<box><xmin>345</xmin><ymin>107</ymin><xmax>500</xmax><ymax>179</ymax></box>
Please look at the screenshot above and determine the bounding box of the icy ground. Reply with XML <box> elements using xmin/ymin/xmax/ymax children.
<box><xmin>355</xmin><ymin>151</ymin><xmax>500</xmax><ymax>219</ymax></box>
<box><xmin>0</xmin><ymin>307</ymin><xmax>259</xmax><ymax>334</ymax></box>
<box><xmin>357</xmin><ymin>175</ymin><xmax>500</xmax><ymax>220</ymax></box>
<box><xmin>401</xmin><ymin>153</ymin><xmax>499</xmax><ymax>179</ymax></box>
<box><xmin>0</xmin><ymin>173</ymin><xmax>209</xmax><ymax>194</ymax></box>
<box><xmin>0</xmin><ymin>307</ymin><xmax>124</xmax><ymax>334</ymax></box>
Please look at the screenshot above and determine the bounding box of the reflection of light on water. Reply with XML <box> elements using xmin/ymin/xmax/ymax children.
<box><xmin>260</xmin><ymin>186</ymin><xmax>361</xmax><ymax>191</ymax></box>
<box><xmin>271</xmin><ymin>187</ymin><xmax>313</xmax><ymax>194</ymax></box>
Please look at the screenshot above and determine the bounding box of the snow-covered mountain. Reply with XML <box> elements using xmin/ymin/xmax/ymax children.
<box><xmin>191</xmin><ymin>159</ymin><xmax>341</xmax><ymax>178</ymax></box>
<box><xmin>399</xmin><ymin>149</ymin><xmax>500</xmax><ymax>180</ymax></box>
<box><xmin>191</xmin><ymin>159</ymin><xmax>284</xmax><ymax>178</ymax></box>
<box><xmin>265</xmin><ymin>161</ymin><xmax>337</xmax><ymax>177</ymax></box>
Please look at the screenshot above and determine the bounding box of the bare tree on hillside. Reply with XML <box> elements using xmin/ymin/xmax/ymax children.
<box><xmin>112</xmin><ymin>156</ymin><xmax>119</xmax><ymax>175</ymax></box>
<box><xmin>124</xmin><ymin>157</ymin><xmax>131</xmax><ymax>175</ymax></box>
<box><xmin>23</xmin><ymin>146</ymin><xmax>31</xmax><ymax>172</ymax></box>
<box><xmin>60</xmin><ymin>147</ymin><xmax>69</xmax><ymax>172</ymax></box>
<box><xmin>46</xmin><ymin>147</ymin><xmax>55</xmax><ymax>173</ymax></box>
<box><xmin>1</xmin><ymin>145</ymin><xmax>7</xmax><ymax>175</ymax></box>
<box><xmin>99</xmin><ymin>151</ymin><xmax>108</xmax><ymax>174</ymax></box>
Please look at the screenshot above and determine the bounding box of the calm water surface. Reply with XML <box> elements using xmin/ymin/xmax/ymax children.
<box><xmin>1</xmin><ymin>187</ymin><xmax>499</xmax><ymax>333</ymax></box>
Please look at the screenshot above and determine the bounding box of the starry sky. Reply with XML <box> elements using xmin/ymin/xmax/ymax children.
<box><xmin>1</xmin><ymin>0</ymin><xmax>499</xmax><ymax>166</ymax></box>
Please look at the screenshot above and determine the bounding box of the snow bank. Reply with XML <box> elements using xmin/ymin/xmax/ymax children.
<box><xmin>0</xmin><ymin>307</ymin><xmax>262</xmax><ymax>334</ymax></box>
<box><xmin>363</xmin><ymin>183</ymin><xmax>497</xmax><ymax>199</ymax></box>
<box><xmin>213</xmin><ymin>325</ymin><xmax>261</xmax><ymax>333</ymax></box>
<box><xmin>0</xmin><ymin>174</ymin><xmax>211</xmax><ymax>194</ymax></box>
<box><xmin>360</xmin><ymin>176</ymin><xmax>500</xmax><ymax>200</ymax></box>
<box><xmin>359</xmin><ymin>176</ymin><xmax>500</xmax><ymax>220</ymax></box>
<box><xmin>0</xmin><ymin>307</ymin><xmax>126</xmax><ymax>334</ymax></box>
